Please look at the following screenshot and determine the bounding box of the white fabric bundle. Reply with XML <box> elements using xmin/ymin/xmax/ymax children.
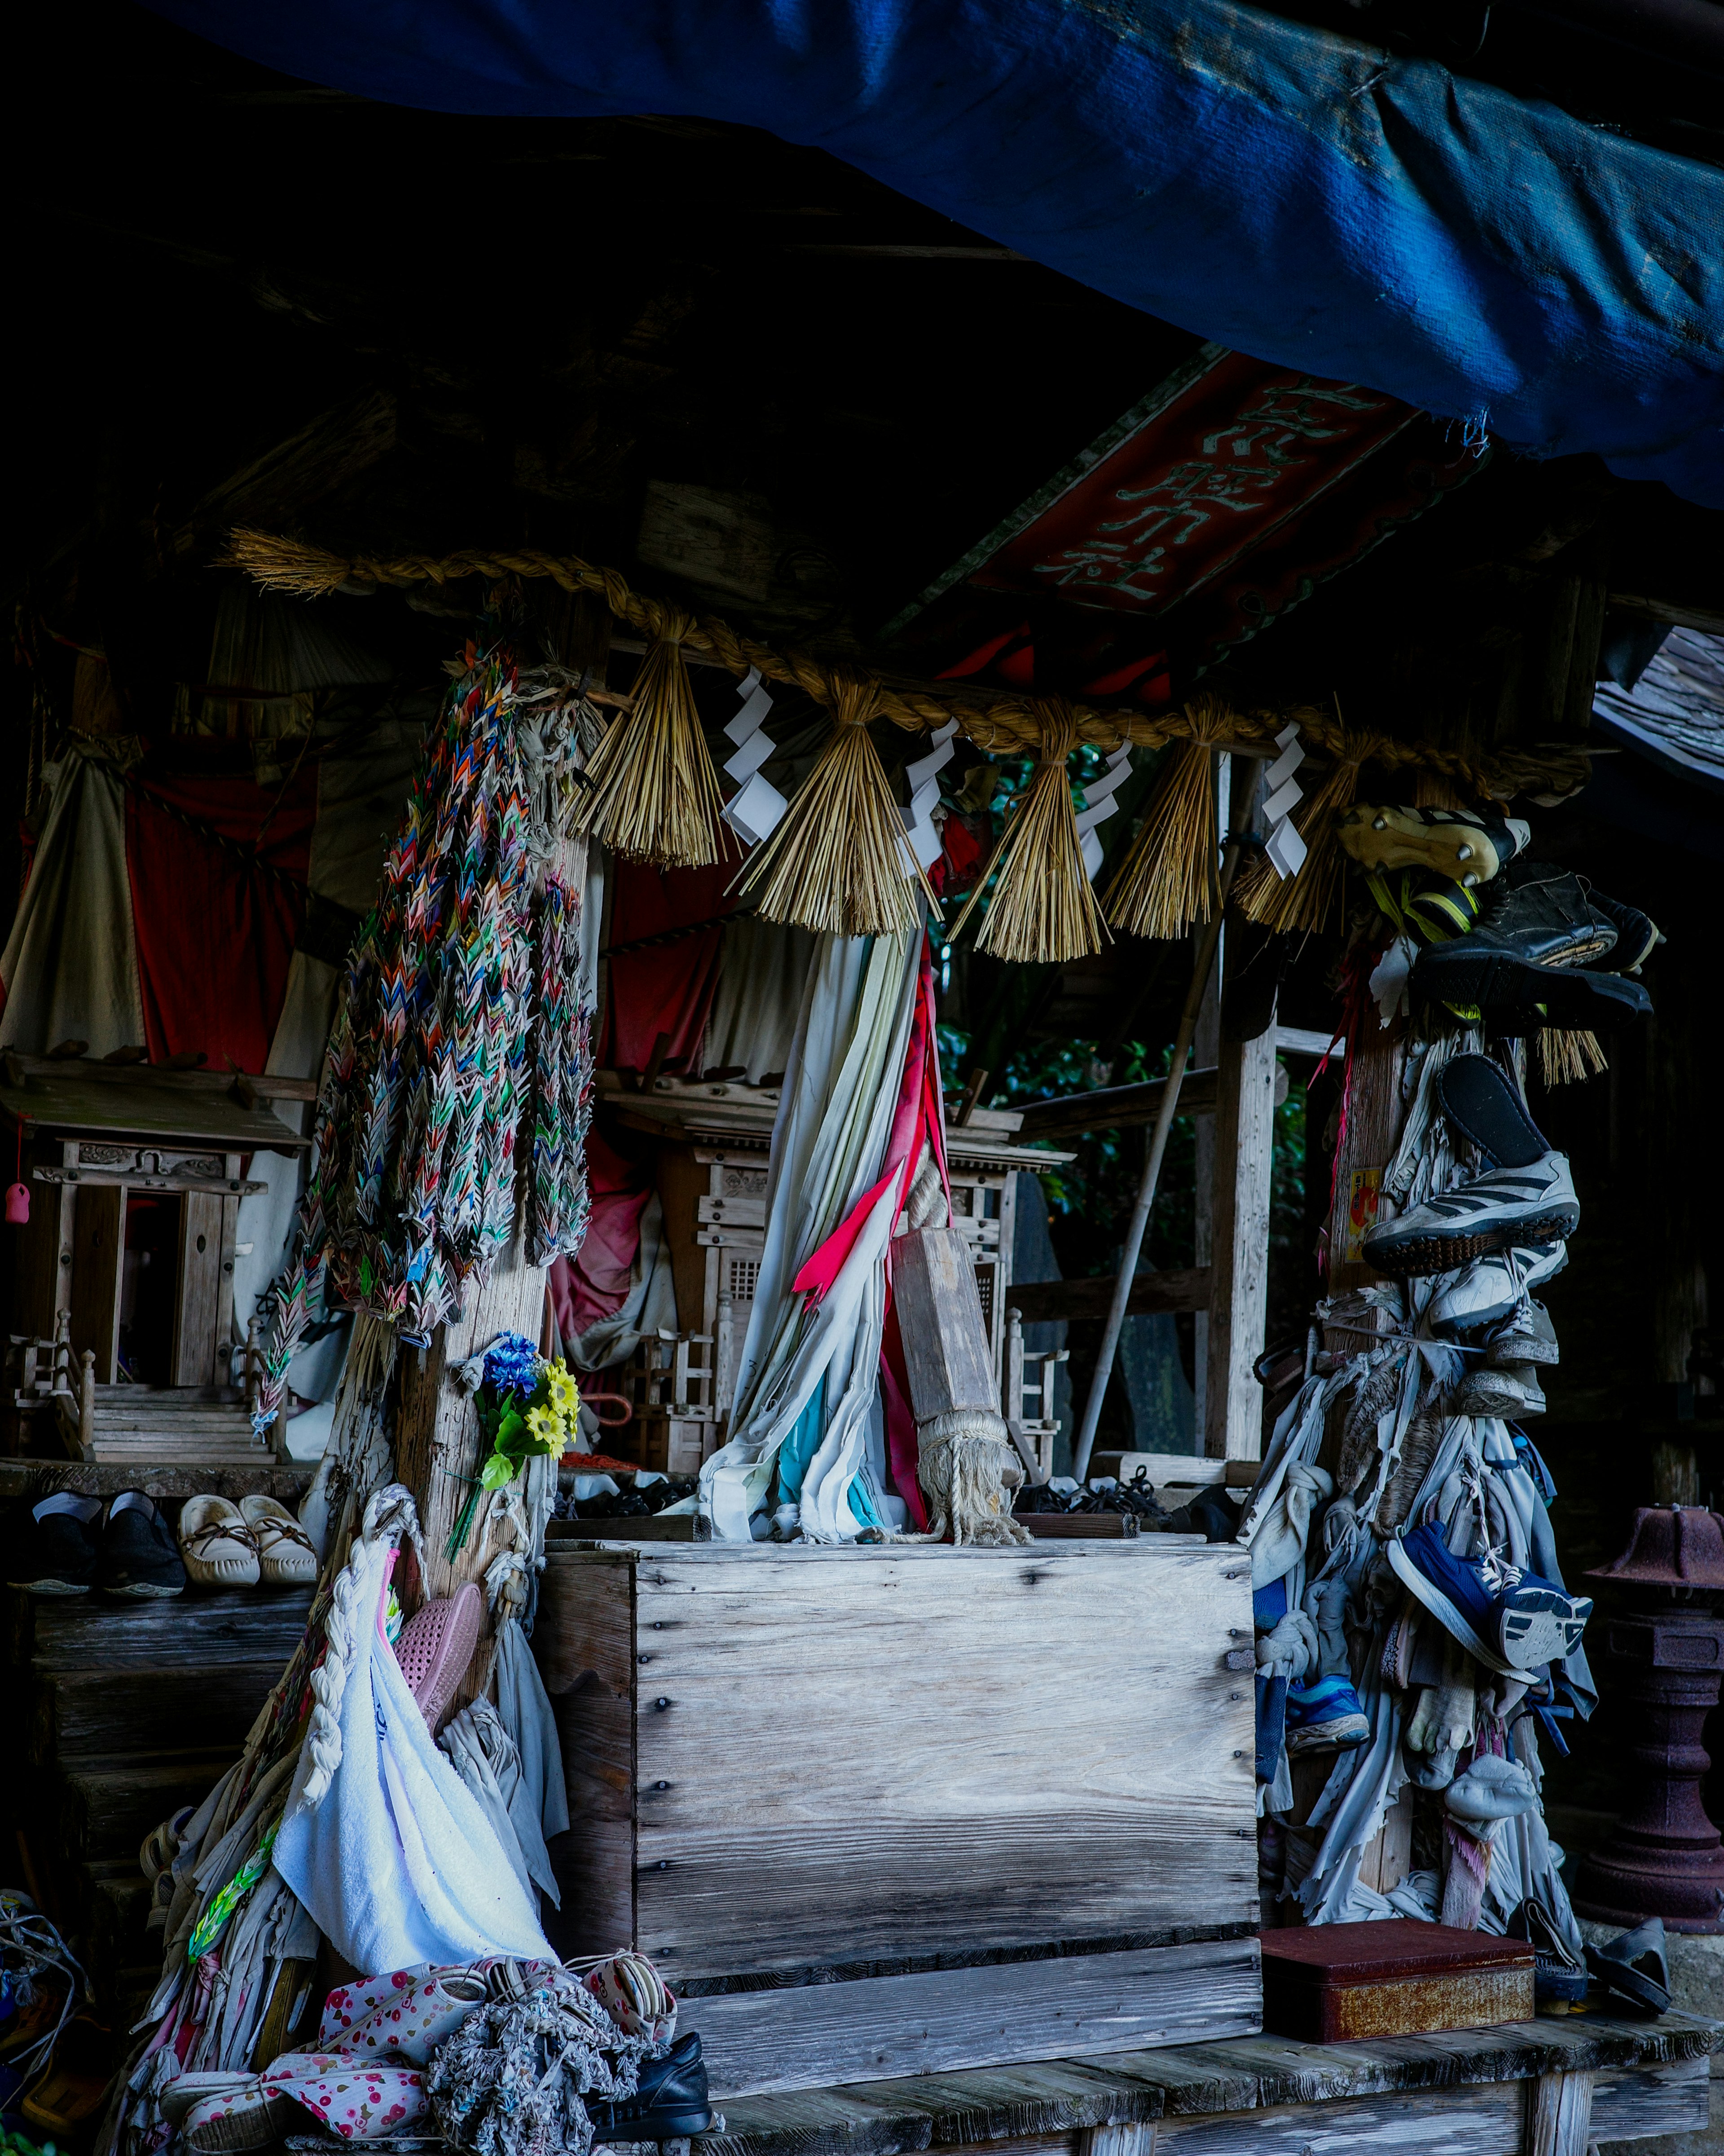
<box><xmin>273</xmin><ymin>1531</ymin><xmax>553</xmax><ymax>1974</ymax></box>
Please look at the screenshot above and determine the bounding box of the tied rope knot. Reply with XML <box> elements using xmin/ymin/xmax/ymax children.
<box><xmin>830</xmin><ymin>673</ymin><xmax>884</xmax><ymax>728</ymax></box>
<box><xmin>911</xmin><ymin>1412</ymin><xmax>1031</xmax><ymax>1549</ymax></box>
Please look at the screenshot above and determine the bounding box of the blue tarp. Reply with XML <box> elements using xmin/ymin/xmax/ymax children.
<box><xmin>150</xmin><ymin>0</ymin><xmax>1724</xmax><ymax>507</ymax></box>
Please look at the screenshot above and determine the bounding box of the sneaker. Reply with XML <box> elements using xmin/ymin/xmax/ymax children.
<box><xmin>1363</xmin><ymin>1153</ymin><xmax>1578</xmax><ymax>1277</ymax></box>
<box><xmin>1485</xmin><ymin>1299</ymin><xmax>1559</xmax><ymax>1368</ymax></box>
<box><xmin>1507</xmin><ymin>1900</ymin><xmax>1589</xmax><ymax>2014</ymax></box>
<box><xmin>1405</xmin><ymin>878</ymin><xmax>1482</xmax><ymax>942</ymax></box>
<box><xmin>585</xmin><ymin>2031</ymin><xmax>711</xmax><ymax>2140</ymax></box>
<box><xmin>1337</xmin><ymin>804</ymin><xmax>1530</xmax><ymax>886</ymax></box>
<box><xmin>98</xmin><ymin>1493</ymin><xmax>186</xmax><ymax>1599</ymax></box>
<box><xmin>1431</xmin><ymin>1243</ymin><xmax>1569</xmax><ymax>1334</ymax></box>
<box><xmin>1284</xmin><ymin>1673</ymin><xmax>1371</xmax><ymax>1753</ymax></box>
<box><xmin>1451</xmin><ymin>1362</ymin><xmax>1544</xmax><ymax>1419</ymax></box>
<box><xmin>1</xmin><ymin>1494</ymin><xmax>100</xmax><ymax>1595</ymax></box>
<box><xmin>1387</xmin><ymin>1520</ymin><xmax>1591</xmax><ymax>1677</ymax></box>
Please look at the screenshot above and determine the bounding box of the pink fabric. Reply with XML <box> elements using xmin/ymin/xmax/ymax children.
<box><xmin>550</xmin><ymin>1127</ymin><xmax>656</xmax><ymax>1340</ymax></box>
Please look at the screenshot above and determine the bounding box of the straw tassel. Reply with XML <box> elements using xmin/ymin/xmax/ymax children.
<box><xmin>959</xmin><ymin>699</ymin><xmax>1106</xmax><ymax>965</ymax></box>
<box><xmin>1102</xmin><ymin>700</ymin><xmax>1227</xmax><ymax>939</ymax></box>
<box><xmin>1537</xmin><ymin>1028</ymin><xmax>1607</xmax><ymax>1086</ymax></box>
<box><xmin>1234</xmin><ymin>719</ymin><xmax>1373</xmax><ymax>935</ymax></box>
<box><xmin>739</xmin><ymin>675</ymin><xmax>930</xmax><ymax>938</ymax></box>
<box><xmin>572</xmin><ymin>608</ymin><xmax>725</xmax><ymax>869</ymax></box>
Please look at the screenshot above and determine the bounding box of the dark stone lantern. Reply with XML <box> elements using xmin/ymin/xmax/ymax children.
<box><xmin>1572</xmin><ymin>1507</ymin><xmax>1724</xmax><ymax>1933</ymax></box>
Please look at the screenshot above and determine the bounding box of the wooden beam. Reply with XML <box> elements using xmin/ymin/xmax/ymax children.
<box><xmin>1017</xmin><ymin>1068</ymin><xmax>1219</xmax><ymax>1142</ymax></box>
<box><xmin>1607</xmin><ymin>591</ymin><xmax>1724</xmax><ymax>635</ymax></box>
<box><xmin>1006</xmin><ymin>1269</ymin><xmax>1211</xmax><ymax>1325</ymax></box>
<box><xmin>1204</xmin><ymin>1028</ymin><xmax>1277</xmax><ymax>1462</ymax></box>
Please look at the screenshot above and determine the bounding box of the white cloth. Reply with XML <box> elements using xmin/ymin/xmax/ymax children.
<box><xmin>702</xmin><ymin>926</ymin><xmax>920</xmax><ymax>1541</ymax></box>
<box><xmin>0</xmin><ymin>748</ymin><xmax>145</xmax><ymax>1056</ymax></box>
<box><xmin>440</xmin><ymin>1698</ymin><xmax>556</xmax><ymax>1905</ymax></box>
<box><xmin>493</xmin><ymin>1617</ymin><xmax>570</xmax><ymax>1847</ymax></box>
<box><xmin>274</xmin><ymin>1537</ymin><xmax>553</xmax><ymax>1975</ymax></box>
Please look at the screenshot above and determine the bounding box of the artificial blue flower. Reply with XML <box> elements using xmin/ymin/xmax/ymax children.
<box><xmin>484</xmin><ymin>1330</ymin><xmax>541</xmax><ymax>1398</ymax></box>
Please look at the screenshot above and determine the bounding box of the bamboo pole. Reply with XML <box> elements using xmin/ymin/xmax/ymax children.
<box><xmin>1071</xmin><ymin>765</ymin><xmax>1256</xmax><ymax>1481</ymax></box>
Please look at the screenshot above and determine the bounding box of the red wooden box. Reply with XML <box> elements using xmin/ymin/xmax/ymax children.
<box><xmin>1261</xmin><ymin>1921</ymin><xmax>1535</xmax><ymax>2042</ymax></box>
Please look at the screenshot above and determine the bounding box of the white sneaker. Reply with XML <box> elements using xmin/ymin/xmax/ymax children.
<box><xmin>1431</xmin><ymin>1243</ymin><xmax>1569</xmax><ymax>1335</ymax></box>
<box><xmin>1363</xmin><ymin>1152</ymin><xmax>1578</xmax><ymax>1277</ymax></box>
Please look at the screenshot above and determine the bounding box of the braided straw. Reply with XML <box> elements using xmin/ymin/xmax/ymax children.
<box><xmin>571</xmin><ymin>608</ymin><xmax>726</xmax><ymax>868</ymax></box>
<box><xmin>1102</xmin><ymin>696</ymin><xmax>1230</xmax><ymax>940</ymax></box>
<box><xmin>739</xmin><ymin>675</ymin><xmax>932</xmax><ymax>937</ymax></box>
<box><xmin>965</xmin><ymin>698</ymin><xmax>1106</xmax><ymax>964</ymax></box>
<box><xmin>222</xmin><ymin>531</ymin><xmax>1595</xmax><ymax>794</ymax></box>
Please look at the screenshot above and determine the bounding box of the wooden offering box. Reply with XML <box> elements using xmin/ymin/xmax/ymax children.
<box><xmin>533</xmin><ymin>1538</ymin><xmax>1260</xmax><ymax>2097</ymax></box>
<box><xmin>1261</xmin><ymin>1921</ymin><xmax>1535</xmax><ymax>2042</ymax></box>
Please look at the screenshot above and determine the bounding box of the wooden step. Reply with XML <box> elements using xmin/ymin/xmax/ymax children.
<box><xmin>34</xmin><ymin>1658</ymin><xmax>288</xmax><ymax>1765</ymax></box>
<box><xmin>10</xmin><ymin>1585</ymin><xmax>314</xmax><ymax>1672</ymax></box>
<box><xmin>56</xmin><ymin>1750</ymin><xmax>236</xmax><ymax>1863</ymax></box>
<box><xmin>81</xmin><ymin>1857</ymin><xmax>156</xmax><ymax>1987</ymax></box>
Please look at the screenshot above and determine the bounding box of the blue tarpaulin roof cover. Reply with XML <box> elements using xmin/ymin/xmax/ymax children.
<box><xmin>150</xmin><ymin>0</ymin><xmax>1724</xmax><ymax>508</ymax></box>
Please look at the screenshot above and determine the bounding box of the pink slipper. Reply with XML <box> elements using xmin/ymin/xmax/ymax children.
<box><xmin>392</xmin><ymin>1581</ymin><xmax>483</xmax><ymax>1733</ymax></box>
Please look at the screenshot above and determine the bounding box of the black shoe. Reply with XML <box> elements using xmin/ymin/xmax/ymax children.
<box><xmin>98</xmin><ymin>1494</ymin><xmax>186</xmax><ymax>1599</ymax></box>
<box><xmin>1584</xmin><ymin>1918</ymin><xmax>1671</xmax><ymax>2018</ymax></box>
<box><xmin>2</xmin><ymin>1495</ymin><xmax>101</xmax><ymax>1595</ymax></box>
<box><xmin>585</xmin><ymin>2032</ymin><xmax>712</xmax><ymax>2139</ymax></box>
<box><xmin>1588</xmin><ymin>889</ymin><xmax>1661</xmax><ymax>974</ymax></box>
<box><xmin>1475</xmin><ymin>860</ymin><xmax>1619</xmax><ymax>967</ymax></box>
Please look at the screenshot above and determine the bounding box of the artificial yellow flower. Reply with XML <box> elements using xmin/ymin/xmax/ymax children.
<box><xmin>524</xmin><ymin>1402</ymin><xmax>562</xmax><ymax>1451</ymax></box>
<box><xmin>545</xmin><ymin>1360</ymin><xmax>581</xmax><ymax>1418</ymax></box>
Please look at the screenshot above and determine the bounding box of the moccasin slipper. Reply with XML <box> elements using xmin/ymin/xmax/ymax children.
<box><xmin>393</xmin><ymin>1581</ymin><xmax>483</xmax><ymax>1733</ymax></box>
<box><xmin>178</xmin><ymin>1497</ymin><xmax>260</xmax><ymax>1587</ymax></box>
<box><xmin>240</xmin><ymin>1495</ymin><xmax>319</xmax><ymax>1587</ymax></box>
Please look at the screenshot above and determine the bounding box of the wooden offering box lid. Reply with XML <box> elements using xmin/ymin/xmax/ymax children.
<box><xmin>1262</xmin><ymin>1921</ymin><xmax>1535</xmax><ymax>2043</ymax></box>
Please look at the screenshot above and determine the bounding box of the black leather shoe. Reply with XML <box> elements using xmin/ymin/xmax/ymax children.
<box><xmin>586</xmin><ymin>2031</ymin><xmax>712</xmax><ymax>2139</ymax></box>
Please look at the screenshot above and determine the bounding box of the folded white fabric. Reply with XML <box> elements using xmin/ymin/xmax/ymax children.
<box><xmin>1249</xmin><ymin>1461</ymin><xmax>1334</xmax><ymax>1589</ymax></box>
<box><xmin>273</xmin><ymin>1530</ymin><xmax>554</xmax><ymax>1973</ymax></box>
<box><xmin>1255</xmin><ymin>1609</ymin><xmax>1320</xmax><ymax>1682</ymax></box>
<box><xmin>1444</xmin><ymin>1752</ymin><xmax>1539</xmax><ymax>1840</ymax></box>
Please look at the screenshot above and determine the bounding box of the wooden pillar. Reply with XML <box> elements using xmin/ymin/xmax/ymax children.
<box><xmin>1204</xmin><ymin>1027</ymin><xmax>1276</xmax><ymax>1461</ymax></box>
<box><xmin>393</xmin><ymin>1232</ymin><xmax>554</xmax><ymax>1603</ymax></box>
<box><xmin>1192</xmin><ymin>965</ymin><xmax>1221</xmax><ymax>1445</ymax></box>
<box><xmin>68</xmin><ymin>1182</ymin><xmax>125</xmax><ymax>1383</ymax></box>
<box><xmin>1525</xmin><ymin>2069</ymin><xmax>1595</xmax><ymax>2156</ymax></box>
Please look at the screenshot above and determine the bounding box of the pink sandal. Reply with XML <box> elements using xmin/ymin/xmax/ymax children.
<box><xmin>392</xmin><ymin>1581</ymin><xmax>483</xmax><ymax>1733</ymax></box>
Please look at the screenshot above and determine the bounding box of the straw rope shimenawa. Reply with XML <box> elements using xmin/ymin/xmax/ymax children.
<box><xmin>737</xmin><ymin>674</ymin><xmax>936</xmax><ymax>937</ymax></box>
<box><xmin>1232</xmin><ymin>722</ymin><xmax>1378</xmax><ymax>936</ymax></box>
<box><xmin>219</xmin><ymin>531</ymin><xmax>1595</xmax><ymax>798</ymax></box>
<box><xmin>1102</xmin><ymin>695</ymin><xmax>1230</xmax><ymax>940</ymax></box>
<box><xmin>568</xmin><ymin>604</ymin><xmax>726</xmax><ymax>868</ymax></box>
<box><xmin>957</xmin><ymin>697</ymin><xmax>1106</xmax><ymax>963</ymax></box>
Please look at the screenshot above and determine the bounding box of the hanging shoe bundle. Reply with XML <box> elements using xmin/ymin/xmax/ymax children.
<box><xmin>1362</xmin><ymin>1054</ymin><xmax>1577</xmax><ymax>1278</ymax></box>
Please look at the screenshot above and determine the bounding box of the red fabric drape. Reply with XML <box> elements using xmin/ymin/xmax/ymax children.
<box><xmin>597</xmin><ymin>860</ymin><xmax>733</xmax><ymax>1075</ymax></box>
<box><xmin>124</xmin><ymin>769</ymin><xmax>316</xmax><ymax>1074</ymax></box>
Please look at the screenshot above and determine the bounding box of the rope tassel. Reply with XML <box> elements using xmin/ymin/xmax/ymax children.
<box><xmin>1234</xmin><ymin>731</ymin><xmax>1371</xmax><ymax>935</ymax></box>
<box><xmin>739</xmin><ymin>675</ymin><xmax>931</xmax><ymax>937</ymax></box>
<box><xmin>572</xmin><ymin>610</ymin><xmax>725</xmax><ymax>869</ymax></box>
<box><xmin>1102</xmin><ymin>698</ymin><xmax>1227</xmax><ymax>939</ymax></box>
<box><xmin>963</xmin><ymin>697</ymin><xmax>1106</xmax><ymax>964</ymax></box>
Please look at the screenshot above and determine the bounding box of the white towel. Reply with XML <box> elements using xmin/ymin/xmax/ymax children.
<box><xmin>274</xmin><ymin>1537</ymin><xmax>553</xmax><ymax>1975</ymax></box>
